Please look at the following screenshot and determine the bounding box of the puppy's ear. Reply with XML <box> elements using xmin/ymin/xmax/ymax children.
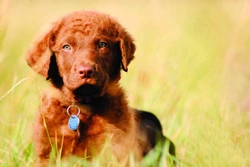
<box><xmin>25</xmin><ymin>20</ymin><xmax>62</xmax><ymax>78</ymax></box>
<box><xmin>119</xmin><ymin>32</ymin><xmax>136</xmax><ymax>72</ymax></box>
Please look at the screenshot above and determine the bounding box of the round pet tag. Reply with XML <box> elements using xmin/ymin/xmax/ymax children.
<box><xmin>68</xmin><ymin>115</ymin><xmax>80</xmax><ymax>131</ymax></box>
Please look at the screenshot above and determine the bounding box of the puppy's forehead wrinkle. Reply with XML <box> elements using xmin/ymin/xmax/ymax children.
<box><xmin>65</xmin><ymin>23</ymin><xmax>93</xmax><ymax>35</ymax></box>
<box><xmin>60</xmin><ymin>12</ymin><xmax>121</xmax><ymax>38</ymax></box>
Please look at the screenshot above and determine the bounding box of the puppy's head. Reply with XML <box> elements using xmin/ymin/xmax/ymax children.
<box><xmin>26</xmin><ymin>11</ymin><xmax>135</xmax><ymax>100</ymax></box>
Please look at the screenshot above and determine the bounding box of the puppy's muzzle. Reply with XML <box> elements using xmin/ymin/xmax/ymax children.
<box><xmin>77</xmin><ymin>65</ymin><xmax>95</xmax><ymax>79</ymax></box>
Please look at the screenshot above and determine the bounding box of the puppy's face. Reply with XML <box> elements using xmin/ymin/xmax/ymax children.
<box><xmin>26</xmin><ymin>11</ymin><xmax>135</xmax><ymax>100</ymax></box>
<box><xmin>52</xmin><ymin>22</ymin><xmax>119</xmax><ymax>98</ymax></box>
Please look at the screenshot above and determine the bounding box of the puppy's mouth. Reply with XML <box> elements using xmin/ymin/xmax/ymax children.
<box><xmin>73</xmin><ymin>84</ymin><xmax>102</xmax><ymax>102</ymax></box>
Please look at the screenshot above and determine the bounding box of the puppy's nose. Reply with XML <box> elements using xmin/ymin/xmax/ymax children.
<box><xmin>78</xmin><ymin>65</ymin><xmax>94</xmax><ymax>78</ymax></box>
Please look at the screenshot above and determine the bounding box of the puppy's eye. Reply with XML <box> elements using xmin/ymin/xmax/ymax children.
<box><xmin>62</xmin><ymin>44</ymin><xmax>71</xmax><ymax>50</ymax></box>
<box><xmin>98</xmin><ymin>41</ymin><xmax>108</xmax><ymax>48</ymax></box>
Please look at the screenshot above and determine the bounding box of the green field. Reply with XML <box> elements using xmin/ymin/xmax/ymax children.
<box><xmin>1</xmin><ymin>0</ymin><xmax>250</xmax><ymax>166</ymax></box>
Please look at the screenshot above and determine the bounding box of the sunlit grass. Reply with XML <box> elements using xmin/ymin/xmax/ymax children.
<box><xmin>1</xmin><ymin>0</ymin><xmax>250</xmax><ymax>166</ymax></box>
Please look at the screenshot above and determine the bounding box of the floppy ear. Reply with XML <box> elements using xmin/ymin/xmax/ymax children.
<box><xmin>25</xmin><ymin>20</ymin><xmax>61</xmax><ymax>78</ymax></box>
<box><xmin>119</xmin><ymin>33</ymin><xmax>136</xmax><ymax>72</ymax></box>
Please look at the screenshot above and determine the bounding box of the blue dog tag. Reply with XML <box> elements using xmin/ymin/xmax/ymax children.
<box><xmin>68</xmin><ymin>115</ymin><xmax>80</xmax><ymax>131</ymax></box>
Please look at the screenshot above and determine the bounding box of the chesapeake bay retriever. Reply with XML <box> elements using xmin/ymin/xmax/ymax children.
<box><xmin>26</xmin><ymin>10</ymin><xmax>175</xmax><ymax>166</ymax></box>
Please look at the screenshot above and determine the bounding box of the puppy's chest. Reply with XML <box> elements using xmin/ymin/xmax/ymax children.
<box><xmin>44</xmin><ymin>104</ymin><xmax>117</xmax><ymax>143</ymax></box>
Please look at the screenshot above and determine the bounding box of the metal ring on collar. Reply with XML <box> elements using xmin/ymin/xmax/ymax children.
<box><xmin>66</xmin><ymin>105</ymin><xmax>80</xmax><ymax>117</ymax></box>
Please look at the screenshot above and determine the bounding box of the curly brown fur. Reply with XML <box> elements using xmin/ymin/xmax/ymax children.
<box><xmin>26</xmin><ymin>10</ymin><xmax>174</xmax><ymax>166</ymax></box>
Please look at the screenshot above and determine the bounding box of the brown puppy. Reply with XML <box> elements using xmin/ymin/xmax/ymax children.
<box><xmin>26</xmin><ymin>10</ymin><xmax>175</xmax><ymax>166</ymax></box>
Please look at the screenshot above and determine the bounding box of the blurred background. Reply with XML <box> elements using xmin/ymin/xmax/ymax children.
<box><xmin>0</xmin><ymin>0</ymin><xmax>250</xmax><ymax>166</ymax></box>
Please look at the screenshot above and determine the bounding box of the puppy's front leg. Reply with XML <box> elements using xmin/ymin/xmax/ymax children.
<box><xmin>33</xmin><ymin>111</ymin><xmax>52</xmax><ymax>167</ymax></box>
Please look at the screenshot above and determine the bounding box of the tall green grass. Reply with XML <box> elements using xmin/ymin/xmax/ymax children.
<box><xmin>1</xmin><ymin>0</ymin><xmax>250</xmax><ymax>166</ymax></box>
